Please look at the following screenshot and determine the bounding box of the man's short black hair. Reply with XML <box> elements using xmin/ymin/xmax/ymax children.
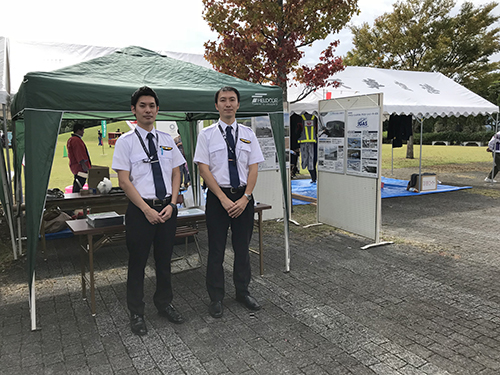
<box><xmin>215</xmin><ymin>86</ymin><xmax>240</xmax><ymax>103</ymax></box>
<box><xmin>131</xmin><ymin>86</ymin><xmax>160</xmax><ymax>107</ymax></box>
<box><xmin>73</xmin><ymin>123</ymin><xmax>85</xmax><ymax>133</ymax></box>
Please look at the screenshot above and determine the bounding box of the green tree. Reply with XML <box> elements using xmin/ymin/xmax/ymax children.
<box><xmin>344</xmin><ymin>0</ymin><xmax>500</xmax><ymax>157</ymax></box>
<box><xmin>345</xmin><ymin>0</ymin><xmax>500</xmax><ymax>84</ymax></box>
<box><xmin>202</xmin><ymin>0</ymin><xmax>359</xmax><ymax>101</ymax></box>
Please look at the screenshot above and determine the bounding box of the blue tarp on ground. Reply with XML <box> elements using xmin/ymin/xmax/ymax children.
<box><xmin>291</xmin><ymin>177</ymin><xmax>472</xmax><ymax>205</ymax></box>
<box><xmin>291</xmin><ymin>179</ymin><xmax>317</xmax><ymax>205</ymax></box>
<box><xmin>380</xmin><ymin>177</ymin><xmax>471</xmax><ymax>198</ymax></box>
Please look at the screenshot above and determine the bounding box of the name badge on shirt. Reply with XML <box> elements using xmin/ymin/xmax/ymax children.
<box><xmin>239</xmin><ymin>138</ymin><xmax>251</xmax><ymax>144</ymax></box>
<box><xmin>160</xmin><ymin>146</ymin><xmax>173</xmax><ymax>151</ymax></box>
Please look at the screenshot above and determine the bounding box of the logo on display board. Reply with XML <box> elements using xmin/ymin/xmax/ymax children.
<box><xmin>252</xmin><ymin>93</ymin><xmax>279</xmax><ymax>106</ymax></box>
<box><xmin>357</xmin><ymin>117</ymin><xmax>368</xmax><ymax>128</ymax></box>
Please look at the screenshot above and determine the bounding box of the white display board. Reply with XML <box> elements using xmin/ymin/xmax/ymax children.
<box><xmin>318</xmin><ymin>94</ymin><xmax>383</xmax><ymax>241</ymax></box>
<box><xmin>253</xmin><ymin>116</ymin><xmax>284</xmax><ymax>220</ymax></box>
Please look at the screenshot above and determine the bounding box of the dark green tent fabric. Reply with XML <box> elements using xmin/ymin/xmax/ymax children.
<box><xmin>10</xmin><ymin>46</ymin><xmax>288</xmax><ymax>308</ymax></box>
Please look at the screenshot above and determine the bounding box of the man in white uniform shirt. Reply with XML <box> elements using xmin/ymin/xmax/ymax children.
<box><xmin>194</xmin><ymin>86</ymin><xmax>265</xmax><ymax>318</ymax></box>
<box><xmin>112</xmin><ymin>86</ymin><xmax>186</xmax><ymax>335</ymax></box>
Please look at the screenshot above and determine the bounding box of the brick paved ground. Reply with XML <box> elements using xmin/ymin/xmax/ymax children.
<box><xmin>1</xmin><ymin>168</ymin><xmax>500</xmax><ymax>374</ymax></box>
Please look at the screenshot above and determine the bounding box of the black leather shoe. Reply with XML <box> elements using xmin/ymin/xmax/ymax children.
<box><xmin>158</xmin><ymin>304</ymin><xmax>185</xmax><ymax>324</ymax></box>
<box><xmin>236</xmin><ymin>294</ymin><xmax>261</xmax><ymax>311</ymax></box>
<box><xmin>208</xmin><ymin>301</ymin><xmax>223</xmax><ymax>318</ymax></box>
<box><xmin>130</xmin><ymin>314</ymin><xmax>147</xmax><ymax>336</ymax></box>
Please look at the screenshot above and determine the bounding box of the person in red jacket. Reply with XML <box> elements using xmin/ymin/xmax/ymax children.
<box><xmin>67</xmin><ymin>123</ymin><xmax>92</xmax><ymax>193</ymax></box>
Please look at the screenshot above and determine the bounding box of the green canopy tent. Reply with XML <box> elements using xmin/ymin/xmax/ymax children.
<box><xmin>10</xmin><ymin>46</ymin><xmax>289</xmax><ymax>330</ymax></box>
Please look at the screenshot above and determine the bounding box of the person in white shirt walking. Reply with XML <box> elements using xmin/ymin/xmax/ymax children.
<box><xmin>485</xmin><ymin>130</ymin><xmax>500</xmax><ymax>183</ymax></box>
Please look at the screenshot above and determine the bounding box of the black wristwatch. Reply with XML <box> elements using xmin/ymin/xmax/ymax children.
<box><xmin>244</xmin><ymin>193</ymin><xmax>252</xmax><ymax>201</ymax></box>
<box><xmin>168</xmin><ymin>202</ymin><xmax>177</xmax><ymax>211</ymax></box>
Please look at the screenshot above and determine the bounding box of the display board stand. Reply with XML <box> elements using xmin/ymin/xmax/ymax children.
<box><xmin>317</xmin><ymin>93</ymin><xmax>391</xmax><ymax>248</ymax></box>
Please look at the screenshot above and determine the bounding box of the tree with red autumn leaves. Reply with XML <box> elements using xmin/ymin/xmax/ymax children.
<box><xmin>202</xmin><ymin>0</ymin><xmax>359</xmax><ymax>102</ymax></box>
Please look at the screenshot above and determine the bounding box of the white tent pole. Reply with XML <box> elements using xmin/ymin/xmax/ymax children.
<box><xmin>16</xmin><ymin>176</ymin><xmax>23</xmax><ymax>257</ymax></box>
<box><xmin>12</xmin><ymin>119</ymin><xmax>23</xmax><ymax>257</ymax></box>
<box><xmin>418</xmin><ymin>116</ymin><xmax>423</xmax><ymax>191</ymax></box>
<box><xmin>391</xmin><ymin>140</ymin><xmax>394</xmax><ymax>175</ymax></box>
<box><xmin>0</xmin><ymin>106</ymin><xmax>17</xmax><ymax>260</ymax></box>
<box><xmin>284</xmin><ymin>218</ymin><xmax>290</xmax><ymax>272</ymax></box>
<box><xmin>2</xmin><ymin>103</ymin><xmax>12</xmax><ymax>188</ymax></box>
<box><xmin>30</xmin><ymin>271</ymin><xmax>38</xmax><ymax>330</ymax></box>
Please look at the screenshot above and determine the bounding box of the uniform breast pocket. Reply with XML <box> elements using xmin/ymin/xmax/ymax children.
<box><xmin>130</xmin><ymin>153</ymin><xmax>149</xmax><ymax>179</ymax></box>
<box><xmin>237</xmin><ymin>143</ymin><xmax>252</xmax><ymax>166</ymax></box>
<box><xmin>208</xmin><ymin>143</ymin><xmax>227</xmax><ymax>165</ymax></box>
<box><xmin>158</xmin><ymin>150</ymin><xmax>173</xmax><ymax>170</ymax></box>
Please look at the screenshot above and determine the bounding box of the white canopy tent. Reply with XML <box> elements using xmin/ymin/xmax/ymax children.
<box><xmin>288</xmin><ymin>66</ymin><xmax>499</xmax><ymax>117</ymax></box>
<box><xmin>288</xmin><ymin>66</ymin><xmax>499</xmax><ymax>192</ymax></box>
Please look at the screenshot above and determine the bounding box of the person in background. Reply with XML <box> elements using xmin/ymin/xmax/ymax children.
<box><xmin>67</xmin><ymin>123</ymin><xmax>91</xmax><ymax>193</ymax></box>
<box><xmin>97</xmin><ymin>129</ymin><xmax>102</xmax><ymax>146</ymax></box>
<box><xmin>173</xmin><ymin>129</ymin><xmax>191</xmax><ymax>189</ymax></box>
<box><xmin>298</xmin><ymin>113</ymin><xmax>318</xmax><ymax>183</ymax></box>
<box><xmin>112</xmin><ymin>86</ymin><xmax>186</xmax><ymax>336</ymax></box>
<box><xmin>194</xmin><ymin>86</ymin><xmax>264</xmax><ymax>319</ymax></box>
<box><xmin>485</xmin><ymin>130</ymin><xmax>500</xmax><ymax>182</ymax></box>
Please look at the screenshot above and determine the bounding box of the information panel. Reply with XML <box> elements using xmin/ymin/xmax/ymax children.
<box><xmin>318</xmin><ymin>110</ymin><xmax>345</xmax><ymax>174</ymax></box>
<box><xmin>346</xmin><ymin>108</ymin><xmax>380</xmax><ymax>177</ymax></box>
<box><xmin>317</xmin><ymin>93</ymin><xmax>383</xmax><ymax>242</ymax></box>
<box><xmin>254</xmin><ymin>117</ymin><xmax>278</xmax><ymax>171</ymax></box>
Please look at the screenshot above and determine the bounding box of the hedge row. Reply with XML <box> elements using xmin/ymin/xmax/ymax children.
<box><xmin>384</xmin><ymin>131</ymin><xmax>496</xmax><ymax>145</ymax></box>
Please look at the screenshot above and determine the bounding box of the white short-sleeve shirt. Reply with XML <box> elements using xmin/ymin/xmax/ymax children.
<box><xmin>112</xmin><ymin>126</ymin><xmax>186</xmax><ymax>199</ymax></box>
<box><xmin>488</xmin><ymin>131</ymin><xmax>500</xmax><ymax>153</ymax></box>
<box><xmin>193</xmin><ymin>120</ymin><xmax>265</xmax><ymax>188</ymax></box>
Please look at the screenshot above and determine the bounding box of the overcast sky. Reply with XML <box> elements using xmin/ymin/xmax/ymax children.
<box><xmin>0</xmin><ymin>0</ymin><xmax>497</xmax><ymax>65</ymax></box>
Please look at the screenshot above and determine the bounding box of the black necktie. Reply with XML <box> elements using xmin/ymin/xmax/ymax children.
<box><xmin>147</xmin><ymin>133</ymin><xmax>167</xmax><ymax>200</ymax></box>
<box><xmin>226</xmin><ymin>126</ymin><xmax>240</xmax><ymax>189</ymax></box>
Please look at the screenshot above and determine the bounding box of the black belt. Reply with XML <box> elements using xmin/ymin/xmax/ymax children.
<box><xmin>143</xmin><ymin>196</ymin><xmax>172</xmax><ymax>207</ymax></box>
<box><xmin>220</xmin><ymin>186</ymin><xmax>246</xmax><ymax>194</ymax></box>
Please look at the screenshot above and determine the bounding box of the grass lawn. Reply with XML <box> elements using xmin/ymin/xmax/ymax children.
<box><xmin>3</xmin><ymin>126</ymin><xmax>493</xmax><ymax>191</ymax></box>
<box><xmin>50</xmin><ymin>122</ymin><xmax>128</xmax><ymax>190</ymax></box>
<box><xmin>52</xmin><ymin>136</ymin><xmax>491</xmax><ymax>190</ymax></box>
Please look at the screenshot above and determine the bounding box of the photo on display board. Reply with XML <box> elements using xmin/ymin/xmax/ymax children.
<box><xmin>319</xmin><ymin>119</ymin><xmax>345</xmax><ymax>138</ymax></box>
<box><xmin>347</xmin><ymin>149</ymin><xmax>361</xmax><ymax>160</ymax></box>
<box><xmin>347</xmin><ymin>137</ymin><xmax>361</xmax><ymax>149</ymax></box>
<box><xmin>347</xmin><ymin>159</ymin><xmax>360</xmax><ymax>171</ymax></box>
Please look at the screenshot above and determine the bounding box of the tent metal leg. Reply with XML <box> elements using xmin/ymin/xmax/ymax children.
<box><xmin>284</xmin><ymin>215</ymin><xmax>290</xmax><ymax>273</ymax></box>
<box><xmin>2</xmin><ymin>104</ymin><xmax>12</xmax><ymax>187</ymax></box>
<box><xmin>17</xmin><ymin>216</ymin><xmax>22</xmax><ymax>256</ymax></box>
<box><xmin>418</xmin><ymin>116</ymin><xmax>424</xmax><ymax>191</ymax></box>
<box><xmin>0</xmin><ymin>108</ymin><xmax>17</xmax><ymax>260</ymax></box>
<box><xmin>391</xmin><ymin>140</ymin><xmax>394</xmax><ymax>175</ymax></box>
<box><xmin>30</xmin><ymin>272</ymin><xmax>38</xmax><ymax>331</ymax></box>
<box><xmin>492</xmin><ymin>113</ymin><xmax>499</xmax><ymax>182</ymax></box>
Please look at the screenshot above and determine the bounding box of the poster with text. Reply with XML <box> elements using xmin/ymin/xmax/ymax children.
<box><xmin>346</xmin><ymin>109</ymin><xmax>380</xmax><ymax>177</ymax></box>
<box><xmin>253</xmin><ymin>116</ymin><xmax>278</xmax><ymax>171</ymax></box>
<box><xmin>257</xmin><ymin>137</ymin><xmax>278</xmax><ymax>171</ymax></box>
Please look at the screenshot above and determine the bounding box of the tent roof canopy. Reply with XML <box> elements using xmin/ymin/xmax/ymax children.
<box><xmin>12</xmin><ymin>46</ymin><xmax>283</xmax><ymax>121</ymax></box>
<box><xmin>288</xmin><ymin>66</ymin><xmax>499</xmax><ymax>118</ymax></box>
